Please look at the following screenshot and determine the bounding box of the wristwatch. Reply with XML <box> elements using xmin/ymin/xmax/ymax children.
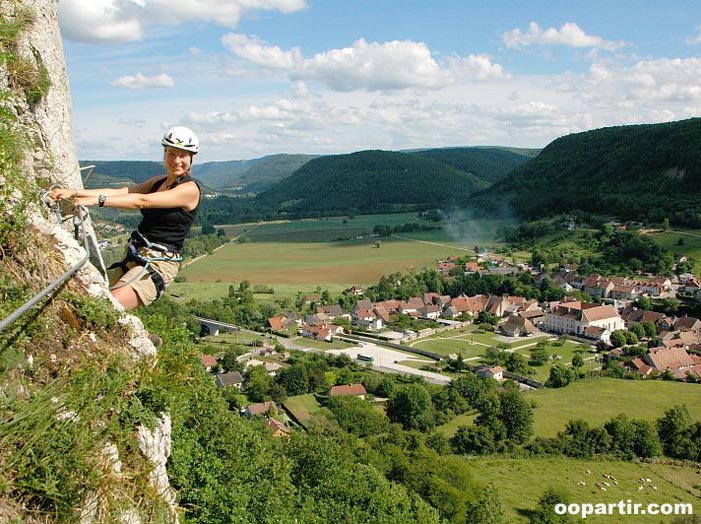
<box><xmin>98</xmin><ymin>194</ymin><xmax>107</xmax><ymax>207</ymax></box>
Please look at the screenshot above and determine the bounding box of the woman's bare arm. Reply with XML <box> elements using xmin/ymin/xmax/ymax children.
<box><xmin>74</xmin><ymin>180</ymin><xmax>200</xmax><ymax>211</ymax></box>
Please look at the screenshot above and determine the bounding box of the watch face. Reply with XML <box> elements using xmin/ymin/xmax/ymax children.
<box><xmin>98</xmin><ymin>195</ymin><xmax>107</xmax><ymax>206</ymax></box>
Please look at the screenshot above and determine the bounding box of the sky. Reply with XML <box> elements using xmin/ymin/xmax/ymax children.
<box><xmin>59</xmin><ymin>0</ymin><xmax>701</xmax><ymax>163</ymax></box>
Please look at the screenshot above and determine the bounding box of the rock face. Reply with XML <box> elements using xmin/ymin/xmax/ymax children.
<box><xmin>3</xmin><ymin>1</ymin><xmax>178</xmax><ymax>521</ymax></box>
<box><xmin>14</xmin><ymin>0</ymin><xmax>110</xmax><ymax>274</ymax></box>
<box><xmin>138</xmin><ymin>415</ymin><xmax>178</xmax><ymax>511</ymax></box>
<box><xmin>11</xmin><ymin>0</ymin><xmax>81</xmax><ymax>187</ymax></box>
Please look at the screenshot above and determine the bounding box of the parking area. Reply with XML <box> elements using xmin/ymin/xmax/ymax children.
<box><xmin>326</xmin><ymin>341</ymin><xmax>451</xmax><ymax>385</ymax></box>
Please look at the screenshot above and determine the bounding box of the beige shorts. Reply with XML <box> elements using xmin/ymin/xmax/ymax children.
<box><xmin>109</xmin><ymin>246</ymin><xmax>181</xmax><ymax>306</ymax></box>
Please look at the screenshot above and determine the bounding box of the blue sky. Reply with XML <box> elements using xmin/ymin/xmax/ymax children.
<box><xmin>59</xmin><ymin>0</ymin><xmax>701</xmax><ymax>163</ymax></box>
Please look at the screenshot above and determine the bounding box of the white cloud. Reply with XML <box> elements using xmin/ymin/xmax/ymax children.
<box><xmin>186</xmin><ymin>97</ymin><xmax>324</xmax><ymax>127</ymax></box>
<box><xmin>444</xmin><ymin>54</ymin><xmax>509</xmax><ymax>80</ymax></box>
<box><xmin>295</xmin><ymin>38</ymin><xmax>448</xmax><ymax>91</ymax></box>
<box><xmin>222</xmin><ymin>33</ymin><xmax>303</xmax><ymax>69</ymax></box>
<box><xmin>180</xmin><ymin>80</ymin><xmax>582</xmax><ymax>157</ymax></box>
<box><xmin>578</xmin><ymin>57</ymin><xmax>701</xmax><ymax>104</ymax></box>
<box><xmin>686</xmin><ymin>26</ymin><xmax>701</xmax><ymax>45</ymax></box>
<box><xmin>111</xmin><ymin>72</ymin><xmax>175</xmax><ymax>89</ymax></box>
<box><xmin>222</xmin><ymin>36</ymin><xmax>507</xmax><ymax>91</ymax></box>
<box><xmin>503</xmin><ymin>22</ymin><xmax>625</xmax><ymax>51</ymax></box>
<box><xmin>59</xmin><ymin>0</ymin><xmax>143</xmax><ymax>42</ymax></box>
<box><xmin>59</xmin><ymin>0</ymin><xmax>307</xmax><ymax>43</ymax></box>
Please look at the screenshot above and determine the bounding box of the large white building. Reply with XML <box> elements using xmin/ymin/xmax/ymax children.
<box><xmin>544</xmin><ymin>301</ymin><xmax>624</xmax><ymax>336</ymax></box>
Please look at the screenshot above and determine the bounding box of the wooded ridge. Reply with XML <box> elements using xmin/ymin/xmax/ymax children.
<box><xmin>471</xmin><ymin>117</ymin><xmax>701</xmax><ymax>226</ymax></box>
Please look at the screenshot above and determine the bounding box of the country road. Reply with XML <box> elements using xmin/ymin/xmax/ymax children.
<box><xmin>391</xmin><ymin>234</ymin><xmax>475</xmax><ymax>252</ymax></box>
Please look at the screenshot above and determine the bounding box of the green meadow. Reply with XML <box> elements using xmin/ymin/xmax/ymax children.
<box><xmin>650</xmin><ymin>229</ymin><xmax>701</xmax><ymax>263</ymax></box>
<box><xmin>525</xmin><ymin>378</ymin><xmax>701</xmax><ymax>438</ymax></box>
<box><xmin>215</xmin><ymin>214</ymin><xmax>512</xmax><ymax>244</ymax></box>
<box><xmin>178</xmin><ymin>237</ymin><xmax>466</xmax><ymax>287</ymax></box>
<box><xmin>282</xmin><ymin>393</ymin><xmax>330</xmax><ymax>426</ymax></box>
<box><xmin>468</xmin><ymin>457</ymin><xmax>700</xmax><ymax>523</ymax></box>
<box><xmin>408</xmin><ymin>325</ymin><xmax>592</xmax><ymax>383</ymax></box>
<box><xmin>229</xmin><ymin>213</ymin><xmax>421</xmax><ymax>242</ymax></box>
<box><xmin>437</xmin><ymin>378</ymin><xmax>701</xmax><ymax>439</ymax></box>
<box><xmin>171</xmin><ymin>214</ymin><xmax>516</xmax><ymax>302</ymax></box>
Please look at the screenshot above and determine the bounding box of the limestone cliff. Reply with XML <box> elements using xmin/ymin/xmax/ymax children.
<box><xmin>0</xmin><ymin>1</ymin><xmax>178</xmax><ymax>521</ymax></box>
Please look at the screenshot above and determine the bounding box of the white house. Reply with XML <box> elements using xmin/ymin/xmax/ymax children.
<box><xmin>544</xmin><ymin>301</ymin><xmax>624</xmax><ymax>336</ymax></box>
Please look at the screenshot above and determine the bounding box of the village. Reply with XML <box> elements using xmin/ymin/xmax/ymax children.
<box><xmin>198</xmin><ymin>253</ymin><xmax>701</xmax><ymax>437</ymax></box>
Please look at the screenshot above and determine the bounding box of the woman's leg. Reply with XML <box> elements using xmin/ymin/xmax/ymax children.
<box><xmin>111</xmin><ymin>284</ymin><xmax>143</xmax><ymax>309</ymax></box>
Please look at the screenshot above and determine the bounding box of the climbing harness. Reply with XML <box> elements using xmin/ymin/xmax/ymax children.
<box><xmin>43</xmin><ymin>181</ymin><xmax>182</xmax><ymax>301</ymax></box>
<box><xmin>108</xmin><ymin>230</ymin><xmax>183</xmax><ymax>301</ymax></box>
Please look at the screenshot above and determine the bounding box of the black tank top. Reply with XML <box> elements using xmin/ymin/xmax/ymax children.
<box><xmin>137</xmin><ymin>174</ymin><xmax>201</xmax><ymax>252</ymax></box>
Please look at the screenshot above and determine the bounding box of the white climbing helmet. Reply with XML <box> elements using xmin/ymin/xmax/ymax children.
<box><xmin>161</xmin><ymin>126</ymin><xmax>199</xmax><ymax>154</ymax></box>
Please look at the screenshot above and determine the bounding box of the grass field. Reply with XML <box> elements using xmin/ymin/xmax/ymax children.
<box><xmin>211</xmin><ymin>214</ymin><xmax>513</xmax><ymax>244</ymax></box>
<box><xmin>407</xmin><ymin>326</ymin><xmax>589</xmax><ymax>382</ymax></box>
<box><xmin>282</xmin><ymin>393</ymin><xmax>329</xmax><ymax>426</ymax></box>
<box><xmin>437</xmin><ymin>378</ymin><xmax>701</xmax><ymax>440</ymax></box>
<box><xmin>525</xmin><ymin>378</ymin><xmax>701</xmax><ymax>438</ymax></box>
<box><xmin>231</xmin><ymin>213</ymin><xmax>420</xmax><ymax>242</ymax></box>
<box><xmin>290</xmin><ymin>337</ymin><xmax>356</xmax><ymax>350</ymax></box>
<box><xmin>169</xmin><ymin>213</ymin><xmax>516</xmax><ymax>302</ymax></box>
<box><xmin>468</xmin><ymin>457</ymin><xmax>700</xmax><ymax>523</ymax></box>
<box><xmin>651</xmin><ymin>229</ymin><xmax>701</xmax><ymax>263</ymax></box>
<box><xmin>199</xmin><ymin>329</ymin><xmax>271</xmax><ymax>349</ymax></box>
<box><xmin>410</xmin><ymin>336</ymin><xmax>486</xmax><ymax>359</ymax></box>
<box><xmin>178</xmin><ymin>237</ymin><xmax>471</xmax><ymax>287</ymax></box>
<box><xmin>155</xmin><ymin>218</ymin><xmax>701</xmax><ymax>307</ymax></box>
<box><xmin>524</xmin><ymin>339</ymin><xmax>598</xmax><ymax>383</ymax></box>
<box><xmin>168</xmin><ymin>282</ymin><xmax>351</xmax><ymax>303</ymax></box>
<box><xmin>436</xmin><ymin>412</ymin><xmax>478</xmax><ymax>436</ymax></box>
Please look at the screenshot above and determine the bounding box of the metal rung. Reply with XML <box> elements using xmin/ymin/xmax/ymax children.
<box><xmin>80</xmin><ymin>164</ymin><xmax>96</xmax><ymax>184</ymax></box>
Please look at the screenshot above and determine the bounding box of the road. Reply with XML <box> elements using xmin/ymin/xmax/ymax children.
<box><xmin>390</xmin><ymin>234</ymin><xmax>475</xmax><ymax>252</ymax></box>
<box><xmin>321</xmin><ymin>338</ymin><xmax>451</xmax><ymax>384</ymax></box>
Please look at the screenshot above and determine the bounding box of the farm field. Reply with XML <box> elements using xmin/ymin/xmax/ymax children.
<box><xmin>231</xmin><ymin>213</ymin><xmax>421</xmax><ymax>242</ymax></box>
<box><xmin>437</xmin><ymin>378</ymin><xmax>701</xmax><ymax>439</ymax></box>
<box><xmin>168</xmin><ymin>282</ymin><xmax>350</xmax><ymax>303</ymax></box>
<box><xmin>212</xmin><ymin>214</ymin><xmax>513</xmax><ymax>244</ymax></box>
<box><xmin>468</xmin><ymin>457</ymin><xmax>700</xmax><ymax>523</ymax></box>
<box><xmin>178</xmin><ymin>237</ymin><xmax>469</xmax><ymax>287</ymax></box>
<box><xmin>170</xmin><ymin>213</ymin><xmax>515</xmax><ymax>301</ymax></box>
<box><xmin>525</xmin><ymin>378</ymin><xmax>701</xmax><ymax>438</ymax></box>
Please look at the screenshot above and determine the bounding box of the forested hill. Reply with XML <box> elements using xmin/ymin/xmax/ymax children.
<box><xmin>83</xmin><ymin>159</ymin><xmax>254</xmax><ymax>189</ymax></box>
<box><xmin>191</xmin><ymin>158</ymin><xmax>258</xmax><ymax>189</ymax></box>
<box><xmin>82</xmin><ymin>160</ymin><xmax>163</xmax><ymax>187</ymax></box>
<box><xmin>409</xmin><ymin>147</ymin><xmax>537</xmax><ymax>184</ymax></box>
<box><xmin>193</xmin><ymin>154</ymin><xmax>317</xmax><ymax>192</ymax></box>
<box><xmin>471</xmin><ymin>118</ymin><xmax>701</xmax><ymax>226</ymax></box>
<box><xmin>254</xmin><ymin>149</ymin><xmax>490</xmax><ymax>215</ymax></box>
<box><xmin>232</xmin><ymin>153</ymin><xmax>318</xmax><ymax>193</ymax></box>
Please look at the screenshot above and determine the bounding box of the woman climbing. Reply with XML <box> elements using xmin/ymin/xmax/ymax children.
<box><xmin>50</xmin><ymin>126</ymin><xmax>202</xmax><ymax>310</ymax></box>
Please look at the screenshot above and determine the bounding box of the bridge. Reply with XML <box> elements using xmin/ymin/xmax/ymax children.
<box><xmin>196</xmin><ymin>317</ymin><xmax>240</xmax><ymax>337</ymax></box>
